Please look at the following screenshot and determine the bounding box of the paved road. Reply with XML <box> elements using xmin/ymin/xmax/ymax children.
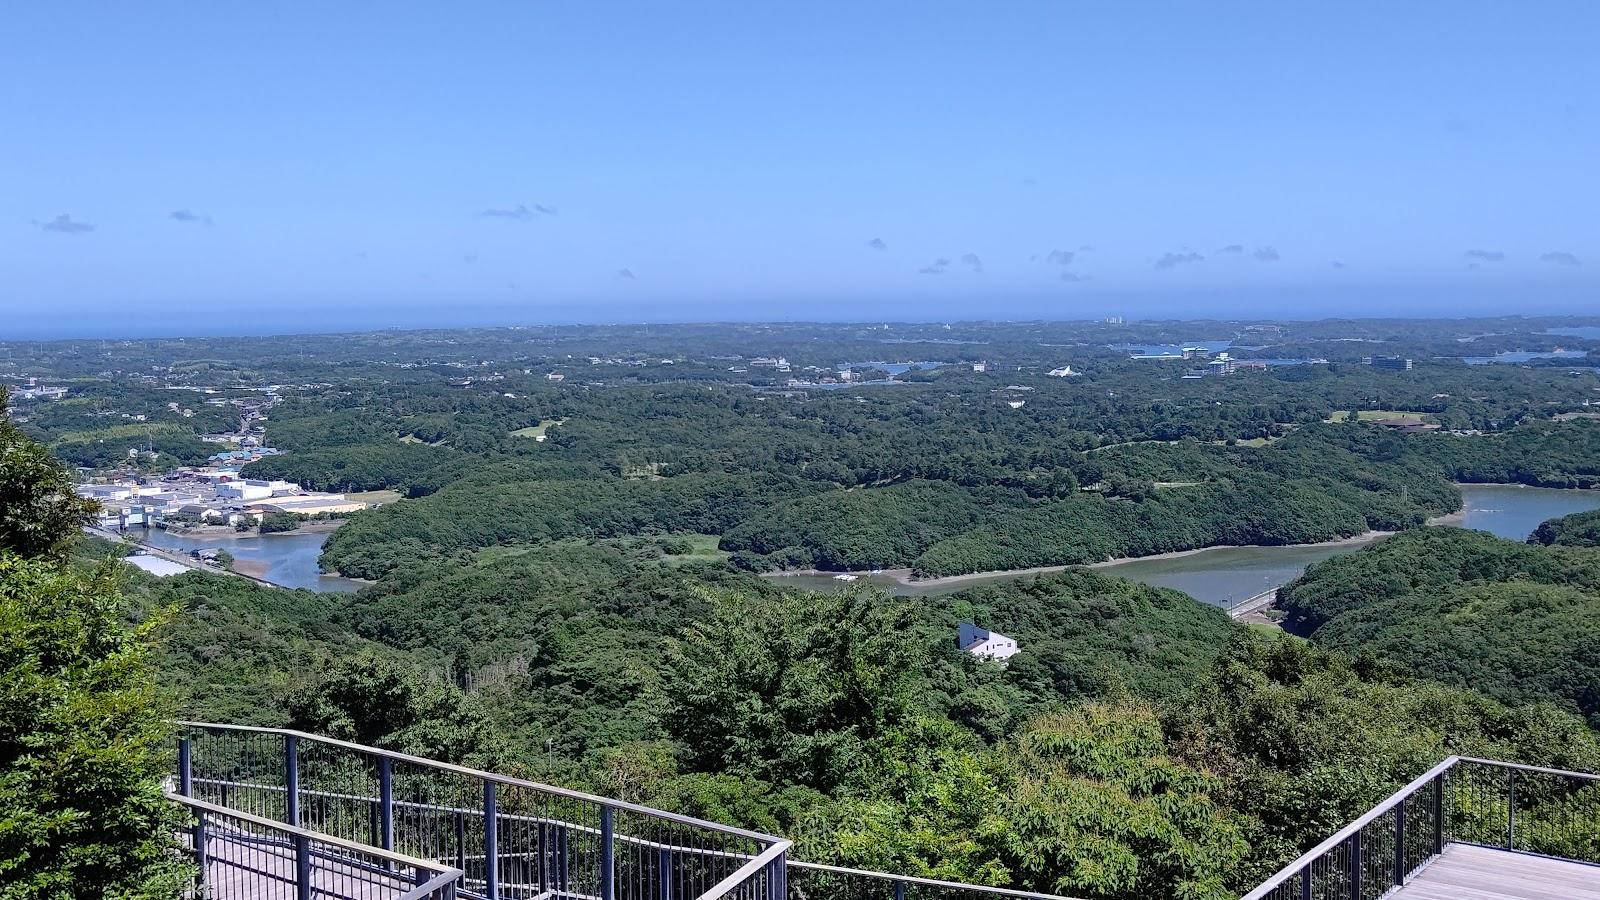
<box><xmin>1228</xmin><ymin>588</ymin><xmax>1278</xmax><ymax>623</ymax></box>
<box><xmin>84</xmin><ymin>526</ymin><xmax>282</xmax><ymax>589</ymax></box>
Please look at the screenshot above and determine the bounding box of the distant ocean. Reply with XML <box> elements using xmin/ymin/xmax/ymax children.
<box><xmin>8</xmin><ymin>287</ymin><xmax>1599</xmax><ymax>340</ymax></box>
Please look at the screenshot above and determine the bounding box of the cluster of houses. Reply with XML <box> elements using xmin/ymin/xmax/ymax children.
<box><xmin>8</xmin><ymin>378</ymin><xmax>70</xmax><ymax>402</ymax></box>
<box><xmin>1181</xmin><ymin>351</ymin><xmax>1269</xmax><ymax>379</ymax></box>
<box><xmin>78</xmin><ymin>467</ymin><xmax>369</xmax><ymax>531</ymax></box>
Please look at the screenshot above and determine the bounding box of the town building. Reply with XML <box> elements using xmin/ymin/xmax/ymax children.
<box><xmin>248</xmin><ymin>494</ymin><xmax>369</xmax><ymax>517</ymax></box>
<box><xmin>1365</xmin><ymin>356</ymin><xmax>1414</xmax><ymax>370</ymax></box>
<box><xmin>1047</xmin><ymin>366</ymin><xmax>1078</xmax><ymax>377</ymax></box>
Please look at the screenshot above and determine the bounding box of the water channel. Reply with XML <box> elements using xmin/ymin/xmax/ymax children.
<box><xmin>135</xmin><ymin>483</ymin><xmax>1600</xmax><ymax>599</ymax></box>
<box><xmin>138</xmin><ymin>528</ymin><xmax>369</xmax><ymax>593</ymax></box>
<box><xmin>765</xmin><ymin>484</ymin><xmax>1600</xmax><ymax>608</ymax></box>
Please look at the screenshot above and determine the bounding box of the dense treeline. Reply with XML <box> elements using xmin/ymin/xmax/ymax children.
<box><xmin>1279</xmin><ymin>527</ymin><xmax>1600</xmax><ymax>725</ymax></box>
<box><xmin>1413</xmin><ymin>420</ymin><xmax>1600</xmax><ymax>488</ymax></box>
<box><xmin>242</xmin><ymin>442</ymin><xmax>468</xmax><ymax>494</ymax></box>
<box><xmin>720</xmin><ymin>480</ymin><xmax>998</xmax><ymax>570</ymax></box>
<box><xmin>1533</xmin><ymin>508</ymin><xmax>1600</xmax><ymax>547</ymax></box>
<box><xmin>1</xmin><ymin>392</ymin><xmax>192</xmax><ymax>896</ymax></box>
<box><xmin>321</xmin><ymin>469</ymin><xmax>820</xmax><ymax>579</ymax></box>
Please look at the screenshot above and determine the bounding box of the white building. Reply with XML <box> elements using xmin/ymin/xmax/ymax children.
<box><xmin>78</xmin><ymin>483</ymin><xmax>135</xmax><ymax>503</ymax></box>
<box><xmin>217</xmin><ymin>479</ymin><xmax>276</xmax><ymax>501</ymax></box>
<box><xmin>971</xmin><ymin>361</ymin><xmax>987</xmax><ymax>373</ymax></box>
<box><xmin>1048</xmin><ymin>366</ymin><xmax>1078</xmax><ymax>377</ymax></box>
<box><xmin>958</xmin><ymin>623</ymin><xmax>1021</xmax><ymax>662</ymax></box>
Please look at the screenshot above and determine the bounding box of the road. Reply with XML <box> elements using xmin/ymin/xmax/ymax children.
<box><xmin>1228</xmin><ymin>588</ymin><xmax>1278</xmax><ymax>623</ymax></box>
<box><xmin>84</xmin><ymin>526</ymin><xmax>283</xmax><ymax>589</ymax></box>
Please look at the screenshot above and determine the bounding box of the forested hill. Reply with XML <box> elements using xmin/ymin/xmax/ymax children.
<box><xmin>1278</xmin><ymin>527</ymin><xmax>1600</xmax><ymax>726</ymax></box>
<box><xmin>321</xmin><ymin>416</ymin><xmax>1600</xmax><ymax>580</ymax></box>
<box><xmin>109</xmin><ymin>534</ymin><xmax>1600</xmax><ymax>898</ymax></box>
<box><xmin>1532</xmin><ymin>508</ymin><xmax>1600</xmax><ymax>547</ymax></box>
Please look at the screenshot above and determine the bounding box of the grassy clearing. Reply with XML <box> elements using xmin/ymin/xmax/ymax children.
<box><xmin>660</xmin><ymin>533</ymin><xmax>729</xmax><ymax>566</ymax></box>
<box><xmin>51</xmin><ymin>423</ymin><xmax>193</xmax><ymax>445</ymax></box>
<box><xmin>511</xmin><ymin>418</ymin><xmax>567</xmax><ymax>439</ymax></box>
<box><xmin>347</xmin><ymin>490</ymin><xmax>403</xmax><ymax>506</ymax></box>
<box><xmin>1324</xmin><ymin>410</ymin><xmax>1432</xmax><ymax>423</ymax></box>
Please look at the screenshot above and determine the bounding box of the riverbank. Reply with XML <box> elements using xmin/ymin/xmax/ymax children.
<box><xmin>165</xmin><ymin>518</ymin><xmax>348</xmax><ymax>539</ymax></box>
<box><xmin>762</xmin><ymin>530</ymin><xmax>1396</xmax><ymax>591</ymax></box>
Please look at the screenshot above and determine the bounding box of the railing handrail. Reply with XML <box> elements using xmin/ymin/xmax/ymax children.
<box><xmin>1455</xmin><ymin>756</ymin><xmax>1600</xmax><ymax>783</ymax></box>
<box><xmin>179</xmin><ymin>720</ymin><xmax>781</xmax><ymax>844</ymax></box>
<box><xmin>192</xmin><ymin>775</ymin><xmax>759</xmax><ymax>859</ymax></box>
<box><xmin>1239</xmin><ymin>755</ymin><xmax>1460</xmax><ymax>900</ymax></box>
<box><xmin>400</xmin><ymin>870</ymin><xmax>466</xmax><ymax>900</ymax></box>
<box><xmin>166</xmin><ymin>789</ymin><xmax>466</xmax><ymax>881</ymax></box>
<box><xmin>1241</xmin><ymin>755</ymin><xmax>1600</xmax><ymax>900</ymax></box>
<box><xmin>694</xmin><ymin>839</ymin><xmax>791</xmax><ymax>900</ymax></box>
<box><xmin>788</xmin><ymin>860</ymin><xmax>1083</xmax><ymax>899</ymax></box>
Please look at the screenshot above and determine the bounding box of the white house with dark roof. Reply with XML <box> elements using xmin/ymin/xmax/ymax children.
<box><xmin>958</xmin><ymin>622</ymin><xmax>1020</xmax><ymax>662</ymax></box>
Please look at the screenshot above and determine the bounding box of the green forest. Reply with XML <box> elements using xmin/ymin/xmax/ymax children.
<box><xmin>1279</xmin><ymin>526</ymin><xmax>1600</xmax><ymax>727</ymax></box>
<box><xmin>8</xmin><ymin>319</ymin><xmax>1600</xmax><ymax>898</ymax></box>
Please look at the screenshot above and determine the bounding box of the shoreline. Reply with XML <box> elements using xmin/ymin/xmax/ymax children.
<box><xmin>761</xmin><ymin>529</ymin><xmax>1396</xmax><ymax>589</ymax></box>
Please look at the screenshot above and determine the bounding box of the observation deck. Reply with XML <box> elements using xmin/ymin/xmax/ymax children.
<box><xmin>168</xmin><ymin>722</ymin><xmax>1077</xmax><ymax>900</ymax></box>
<box><xmin>1242</xmin><ymin>756</ymin><xmax>1600</xmax><ymax>900</ymax></box>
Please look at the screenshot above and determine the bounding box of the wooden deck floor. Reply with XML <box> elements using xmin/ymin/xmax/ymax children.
<box><xmin>201</xmin><ymin>828</ymin><xmax>425</xmax><ymax>899</ymax></box>
<box><xmin>1395</xmin><ymin>843</ymin><xmax>1600</xmax><ymax>900</ymax></box>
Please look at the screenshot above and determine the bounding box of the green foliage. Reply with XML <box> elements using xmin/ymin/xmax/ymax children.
<box><xmin>241</xmin><ymin>442</ymin><xmax>466</xmax><ymax>495</ymax></box>
<box><xmin>0</xmin><ymin>554</ymin><xmax>189</xmax><ymax>899</ymax></box>
<box><xmin>800</xmin><ymin>703</ymin><xmax>1249</xmax><ymax>900</ymax></box>
<box><xmin>1277</xmin><ymin>528</ymin><xmax>1600</xmax><ymax>725</ymax></box>
<box><xmin>665</xmin><ymin>588</ymin><xmax>928</xmax><ymax>793</ymax></box>
<box><xmin>1532</xmin><ymin>508</ymin><xmax>1600</xmax><ymax>547</ymax></box>
<box><xmin>1414</xmin><ymin>420</ymin><xmax>1600</xmax><ymax>488</ymax></box>
<box><xmin>1168</xmin><ymin>631</ymin><xmax>1600</xmax><ymax>883</ymax></box>
<box><xmin>281</xmin><ymin>654</ymin><xmax>504</xmax><ymax>766</ymax></box>
<box><xmin>322</xmin><ymin>470</ymin><xmax>815</xmax><ymax>579</ymax></box>
<box><xmin>720</xmin><ymin>480</ymin><xmax>993</xmax><ymax>570</ymax></box>
<box><xmin>256</xmin><ymin>511</ymin><xmax>302</xmax><ymax>534</ymax></box>
<box><xmin>1</xmin><ymin>391</ymin><xmax>95</xmax><ymax>560</ymax></box>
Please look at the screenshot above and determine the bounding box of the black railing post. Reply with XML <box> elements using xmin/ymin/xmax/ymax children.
<box><xmin>657</xmin><ymin>847</ymin><xmax>673</xmax><ymax>900</ymax></box>
<box><xmin>1393</xmin><ymin>797</ymin><xmax>1406</xmax><ymax>885</ymax></box>
<box><xmin>178</xmin><ymin>736</ymin><xmax>192</xmax><ymax>797</ymax></box>
<box><xmin>768</xmin><ymin>857</ymin><xmax>788</xmax><ymax>900</ymax></box>
<box><xmin>1432</xmin><ymin>773</ymin><xmax>1445</xmax><ymax>854</ymax></box>
<box><xmin>555</xmin><ymin>824</ymin><xmax>570</xmax><ymax>894</ymax></box>
<box><xmin>484</xmin><ymin>781</ymin><xmax>499</xmax><ymax>899</ymax></box>
<box><xmin>1348</xmin><ymin>830</ymin><xmax>1362</xmax><ymax>900</ymax></box>
<box><xmin>285</xmin><ymin>734</ymin><xmax>300</xmax><ymax>827</ymax></box>
<box><xmin>1505</xmin><ymin>768</ymin><xmax>1516</xmax><ymax>849</ymax></box>
<box><xmin>894</xmin><ymin>878</ymin><xmax>906</xmax><ymax>900</ymax></box>
<box><xmin>601</xmin><ymin>804</ymin><xmax>615</xmax><ymax>900</ymax></box>
<box><xmin>1299</xmin><ymin>864</ymin><xmax>1312</xmax><ymax>900</ymax></box>
<box><xmin>195</xmin><ymin>813</ymin><xmax>208</xmax><ymax>884</ymax></box>
<box><xmin>379</xmin><ymin>756</ymin><xmax>394</xmax><ymax>853</ymax></box>
<box><xmin>454</xmin><ymin>810</ymin><xmax>466</xmax><ymax>872</ymax></box>
<box><xmin>295</xmin><ymin>832</ymin><xmax>313</xmax><ymax>900</ymax></box>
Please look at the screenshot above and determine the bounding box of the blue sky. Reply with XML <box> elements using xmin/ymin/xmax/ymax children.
<box><xmin>4</xmin><ymin>1</ymin><xmax>1597</xmax><ymax>336</ymax></box>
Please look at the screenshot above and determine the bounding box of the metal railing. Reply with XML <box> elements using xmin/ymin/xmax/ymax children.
<box><xmin>789</xmin><ymin>862</ymin><xmax>1080</xmax><ymax>899</ymax></box>
<box><xmin>175</xmin><ymin>722</ymin><xmax>1082</xmax><ymax>900</ymax></box>
<box><xmin>178</xmin><ymin>722</ymin><xmax>784</xmax><ymax>900</ymax></box>
<box><xmin>169</xmin><ymin>790</ymin><xmax>464</xmax><ymax>899</ymax></box>
<box><xmin>1241</xmin><ymin>756</ymin><xmax>1600</xmax><ymax>900</ymax></box>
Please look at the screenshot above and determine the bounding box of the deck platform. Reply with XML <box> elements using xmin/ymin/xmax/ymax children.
<box><xmin>1396</xmin><ymin>843</ymin><xmax>1600</xmax><ymax>900</ymax></box>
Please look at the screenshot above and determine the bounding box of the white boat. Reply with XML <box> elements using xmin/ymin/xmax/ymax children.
<box><xmin>832</xmin><ymin>573</ymin><xmax>859</xmax><ymax>582</ymax></box>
